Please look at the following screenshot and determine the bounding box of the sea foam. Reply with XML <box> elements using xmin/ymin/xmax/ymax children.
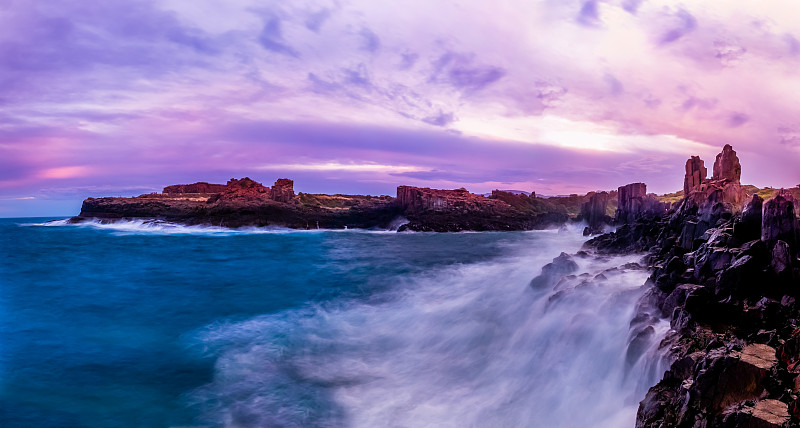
<box><xmin>189</xmin><ymin>231</ymin><xmax>668</xmax><ymax>428</ymax></box>
<box><xmin>20</xmin><ymin>218</ymin><xmax>405</xmax><ymax>236</ymax></box>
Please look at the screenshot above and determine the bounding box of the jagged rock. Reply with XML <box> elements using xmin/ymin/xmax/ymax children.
<box><xmin>762</xmin><ymin>191</ymin><xmax>797</xmax><ymax>253</ymax></box>
<box><xmin>716</xmin><ymin>254</ymin><xmax>759</xmax><ymax>297</ymax></box>
<box><xmin>685</xmin><ymin>156</ymin><xmax>708</xmax><ymax>195</ymax></box>
<box><xmin>529</xmin><ymin>252</ymin><xmax>579</xmax><ymax>289</ymax></box>
<box><xmin>694</xmin><ymin>245</ymin><xmax>734</xmax><ymax>279</ymax></box>
<box><xmin>271</xmin><ymin>178</ymin><xmax>295</xmax><ymax>203</ymax></box>
<box><xmin>579</xmin><ymin>191</ymin><xmax>610</xmax><ymax>235</ymax></box>
<box><xmin>661</xmin><ymin>283</ymin><xmax>703</xmax><ymax>317</ymax></box>
<box><xmin>736</xmin><ymin>194</ymin><xmax>764</xmax><ymax>242</ymax></box>
<box><xmin>712</xmin><ymin>144</ymin><xmax>742</xmax><ymax>183</ymax></box>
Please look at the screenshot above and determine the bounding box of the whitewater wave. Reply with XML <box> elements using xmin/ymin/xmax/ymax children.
<box><xmin>19</xmin><ymin>218</ymin><xmax>407</xmax><ymax>237</ymax></box>
<box><xmin>188</xmin><ymin>232</ymin><xmax>669</xmax><ymax>428</ymax></box>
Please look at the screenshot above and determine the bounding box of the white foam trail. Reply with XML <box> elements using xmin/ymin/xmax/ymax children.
<box><xmin>190</xmin><ymin>231</ymin><xmax>669</xmax><ymax>428</ymax></box>
<box><xmin>19</xmin><ymin>218</ymin><xmax>407</xmax><ymax>236</ymax></box>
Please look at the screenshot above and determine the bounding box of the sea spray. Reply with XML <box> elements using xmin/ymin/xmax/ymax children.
<box><xmin>190</xmin><ymin>231</ymin><xmax>669</xmax><ymax>428</ymax></box>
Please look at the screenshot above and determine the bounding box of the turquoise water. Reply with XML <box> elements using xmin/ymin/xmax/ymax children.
<box><xmin>0</xmin><ymin>218</ymin><xmax>667</xmax><ymax>428</ymax></box>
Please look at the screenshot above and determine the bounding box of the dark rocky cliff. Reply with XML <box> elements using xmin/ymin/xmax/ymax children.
<box><xmin>585</xmin><ymin>145</ymin><xmax>800</xmax><ymax>428</ymax></box>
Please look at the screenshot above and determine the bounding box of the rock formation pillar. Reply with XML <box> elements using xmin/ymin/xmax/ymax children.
<box><xmin>712</xmin><ymin>144</ymin><xmax>742</xmax><ymax>183</ymax></box>
<box><xmin>684</xmin><ymin>156</ymin><xmax>707</xmax><ymax>195</ymax></box>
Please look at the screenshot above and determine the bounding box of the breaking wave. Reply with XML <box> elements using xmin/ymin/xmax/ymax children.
<box><xmin>19</xmin><ymin>218</ymin><xmax>404</xmax><ymax>237</ymax></box>
<box><xmin>188</xmin><ymin>231</ymin><xmax>669</xmax><ymax>428</ymax></box>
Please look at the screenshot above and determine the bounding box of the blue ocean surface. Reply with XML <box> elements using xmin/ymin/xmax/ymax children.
<box><xmin>0</xmin><ymin>218</ymin><xmax>668</xmax><ymax>428</ymax></box>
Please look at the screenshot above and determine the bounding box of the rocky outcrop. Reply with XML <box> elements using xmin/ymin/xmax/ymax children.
<box><xmin>583</xmin><ymin>145</ymin><xmax>800</xmax><ymax>428</ymax></box>
<box><xmin>162</xmin><ymin>182</ymin><xmax>228</xmax><ymax>194</ymax></box>
<box><xmin>579</xmin><ymin>191</ymin><xmax>610</xmax><ymax>235</ymax></box>
<box><xmin>712</xmin><ymin>144</ymin><xmax>742</xmax><ymax>183</ymax></box>
<box><xmin>684</xmin><ymin>156</ymin><xmax>708</xmax><ymax>195</ymax></box>
<box><xmin>615</xmin><ymin>183</ymin><xmax>668</xmax><ymax>224</ymax></box>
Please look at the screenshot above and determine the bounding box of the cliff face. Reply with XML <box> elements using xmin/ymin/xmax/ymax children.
<box><xmin>584</xmin><ymin>145</ymin><xmax>800</xmax><ymax>428</ymax></box>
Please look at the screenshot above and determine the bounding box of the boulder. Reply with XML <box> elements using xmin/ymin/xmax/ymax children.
<box><xmin>530</xmin><ymin>252</ymin><xmax>579</xmax><ymax>289</ymax></box>
<box><xmin>712</xmin><ymin>144</ymin><xmax>742</xmax><ymax>183</ymax></box>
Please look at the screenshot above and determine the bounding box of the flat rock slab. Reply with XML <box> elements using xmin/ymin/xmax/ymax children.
<box><xmin>739</xmin><ymin>344</ymin><xmax>778</xmax><ymax>371</ymax></box>
<box><xmin>751</xmin><ymin>399</ymin><xmax>789</xmax><ymax>427</ymax></box>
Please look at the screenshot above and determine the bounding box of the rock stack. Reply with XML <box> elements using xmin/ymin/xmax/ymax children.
<box><xmin>579</xmin><ymin>191</ymin><xmax>610</xmax><ymax>235</ymax></box>
<box><xmin>684</xmin><ymin>156</ymin><xmax>707</xmax><ymax>196</ymax></box>
<box><xmin>684</xmin><ymin>144</ymin><xmax>748</xmax><ymax>210</ymax></box>
<box><xmin>615</xmin><ymin>183</ymin><xmax>668</xmax><ymax>224</ymax></box>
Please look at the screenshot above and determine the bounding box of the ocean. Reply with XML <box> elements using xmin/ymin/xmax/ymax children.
<box><xmin>0</xmin><ymin>218</ymin><xmax>668</xmax><ymax>428</ymax></box>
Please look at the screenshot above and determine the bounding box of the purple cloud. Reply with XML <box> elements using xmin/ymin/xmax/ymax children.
<box><xmin>577</xmin><ymin>1</ymin><xmax>600</xmax><ymax>27</ymax></box>
<box><xmin>258</xmin><ymin>16</ymin><xmax>299</xmax><ymax>57</ymax></box>
<box><xmin>2</xmin><ymin>0</ymin><xmax>799</xmax><ymax>216</ymax></box>
<box><xmin>359</xmin><ymin>28</ymin><xmax>381</xmax><ymax>52</ymax></box>
<box><xmin>430</xmin><ymin>52</ymin><xmax>505</xmax><ymax>92</ymax></box>
<box><xmin>660</xmin><ymin>9</ymin><xmax>697</xmax><ymax>45</ymax></box>
<box><xmin>305</xmin><ymin>9</ymin><xmax>332</xmax><ymax>33</ymax></box>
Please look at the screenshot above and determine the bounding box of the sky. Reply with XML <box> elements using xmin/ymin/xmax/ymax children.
<box><xmin>1</xmin><ymin>0</ymin><xmax>800</xmax><ymax>217</ymax></box>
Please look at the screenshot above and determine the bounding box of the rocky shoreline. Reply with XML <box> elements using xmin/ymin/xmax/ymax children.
<box><xmin>71</xmin><ymin>177</ymin><xmax>572</xmax><ymax>232</ymax></box>
<box><xmin>581</xmin><ymin>145</ymin><xmax>800</xmax><ymax>427</ymax></box>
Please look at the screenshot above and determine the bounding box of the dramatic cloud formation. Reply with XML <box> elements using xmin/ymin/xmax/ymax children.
<box><xmin>1</xmin><ymin>0</ymin><xmax>799</xmax><ymax>216</ymax></box>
